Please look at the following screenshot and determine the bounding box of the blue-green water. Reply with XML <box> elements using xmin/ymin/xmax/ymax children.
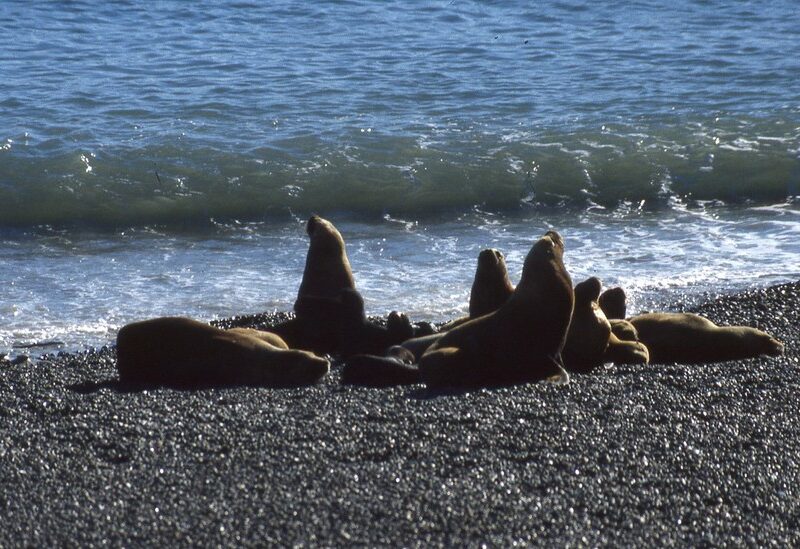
<box><xmin>0</xmin><ymin>1</ymin><xmax>798</xmax><ymax>353</ymax></box>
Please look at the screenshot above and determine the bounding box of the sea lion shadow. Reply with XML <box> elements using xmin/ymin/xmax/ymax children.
<box><xmin>68</xmin><ymin>379</ymin><xmax>195</xmax><ymax>394</ymax></box>
<box><xmin>403</xmin><ymin>385</ymin><xmax>474</xmax><ymax>400</ymax></box>
<box><xmin>68</xmin><ymin>378</ymin><xmax>323</xmax><ymax>394</ymax></box>
<box><xmin>68</xmin><ymin>379</ymin><xmax>132</xmax><ymax>394</ymax></box>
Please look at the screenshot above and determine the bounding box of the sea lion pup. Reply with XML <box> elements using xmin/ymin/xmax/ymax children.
<box><xmin>599</xmin><ymin>286</ymin><xmax>627</xmax><ymax>320</ymax></box>
<box><xmin>628</xmin><ymin>312</ymin><xmax>784</xmax><ymax>364</ymax></box>
<box><xmin>418</xmin><ymin>231</ymin><xmax>574</xmax><ymax>389</ymax></box>
<box><xmin>272</xmin><ymin>215</ymin><xmax>356</xmax><ymax>353</ymax></box>
<box><xmin>562</xmin><ymin>277</ymin><xmax>649</xmax><ymax>373</ymax></box>
<box><xmin>116</xmin><ymin>317</ymin><xmax>329</xmax><ymax>388</ymax></box>
<box><xmin>341</xmin><ymin>347</ymin><xmax>420</xmax><ymax>387</ymax></box>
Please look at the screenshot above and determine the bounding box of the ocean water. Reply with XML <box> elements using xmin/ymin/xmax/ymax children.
<box><xmin>1</xmin><ymin>0</ymin><xmax>798</xmax><ymax>355</ymax></box>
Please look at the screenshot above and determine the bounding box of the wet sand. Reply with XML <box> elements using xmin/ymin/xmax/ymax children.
<box><xmin>1</xmin><ymin>281</ymin><xmax>798</xmax><ymax>546</ymax></box>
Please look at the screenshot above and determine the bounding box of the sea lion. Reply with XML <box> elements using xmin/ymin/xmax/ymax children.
<box><xmin>469</xmin><ymin>248</ymin><xmax>515</xmax><ymax>318</ymax></box>
<box><xmin>628</xmin><ymin>312</ymin><xmax>784</xmax><ymax>364</ymax></box>
<box><xmin>562</xmin><ymin>277</ymin><xmax>649</xmax><ymax>373</ymax></box>
<box><xmin>273</xmin><ymin>216</ymin><xmax>421</xmax><ymax>355</ymax></box>
<box><xmin>116</xmin><ymin>317</ymin><xmax>330</xmax><ymax>388</ymax></box>
<box><xmin>418</xmin><ymin>231</ymin><xmax>574</xmax><ymax>389</ymax></box>
<box><xmin>393</xmin><ymin>332</ymin><xmax>446</xmax><ymax>363</ymax></box>
<box><xmin>296</xmin><ymin>215</ymin><xmax>355</xmax><ymax>302</ymax></box>
<box><xmin>341</xmin><ymin>347</ymin><xmax>420</xmax><ymax>387</ymax></box>
<box><xmin>438</xmin><ymin>248</ymin><xmax>516</xmax><ymax>332</ymax></box>
<box><xmin>599</xmin><ymin>286</ymin><xmax>627</xmax><ymax>320</ymax></box>
<box><xmin>272</xmin><ymin>215</ymin><xmax>356</xmax><ymax>353</ymax></box>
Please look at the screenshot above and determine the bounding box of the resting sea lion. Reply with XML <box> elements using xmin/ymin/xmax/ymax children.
<box><xmin>628</xmin><ymin>312</ymin><xmax>784</xmax><ymax>364</ymax></box>
<box><xmin>116</xmin><ymin>317</ymin><xmax>329</xmax><ymax>388</ymax></box>
<box><xmin>341</xmin><ymin>347</ymin><xmax>420</xmax><ymax>387</ymax></box>
<box><xmin>418</xmin><ymin>231</ymin><xmax>574</xmax><ymax>389</ymax></box>
<box><xmin>563</xmin><ymin>277</ymin><xmax>649</xmax><ymax>373</ymax></box>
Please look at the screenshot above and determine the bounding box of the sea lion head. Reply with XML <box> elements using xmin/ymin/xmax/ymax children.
<box><xmin>469</xmin><ymin>248</ymin><xmax>515</xmax><ymax>317</ymax></box>
<box><xmin>296</xmin><ymin>215</ymin><xmax>355</xmax><ymax>301</ymax></box>
<box><xmin>518</xmin><ymin>230</ymin><xmax>571</xmax><ymax>294</ymax></box>
<box><xmin>258</xmin><ymin>349</ymin><xmax>330</xmax><ymax>387</ymax></box>
<box><xmin>306</xmin><ymin>215</ymin><xmax>347</xmax><ymax>254</ymax></box>
<box><xmin>599</xmin><ymin>286</ymin><xmax>627</xmax><ymax>320</ymax></box>
<box><xmin>574</xmin><ymin>277</ymin><xmax>602</xmax><ymax>304</ymax></box>
<box><xmin>754</xmin><ymin>331</ymin><xmax>784</xmax><ymax>357</ymax></box>
<box><xmin>477</xmin><ymin>248</ymin><xmax>505</xmax><ymax>269</ymax></box>
<box><xmin>563</xmin><ymin>277</ymin><xmax>613</xmax><ymax>372</ymax></box>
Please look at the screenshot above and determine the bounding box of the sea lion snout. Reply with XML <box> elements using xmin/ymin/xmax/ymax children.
<box><xmin>306</xmin><ymin>215</ymin><xmax>322</xmax><ymax>235</ymax></box>
<box><xmin>276</xmin><ymin>351</ymin><xmax>330</xmax><ymax>386</ymax></box>
<box><xmin>533</xmin><ymin>231</ymin><xmax>563</xmax><ymax>259</ymax></box>
<box><xmin>574</xmin><ymin>277</ymin><xmax>602</xmax><ymax>303</ymax></box>
<box><xmin>478</xmin><ymin>248</ymin><xmax>504</xmax><ymax>266</ymax></box>
<box><xmin>762</xmin><ymin>336</ymin><xmax>784</xmax><ymax>357</ymax></box>
<box><xmin>543</xmin><ymin>230</ymin><xmax>564</xmax><ymax>249</ymax></box>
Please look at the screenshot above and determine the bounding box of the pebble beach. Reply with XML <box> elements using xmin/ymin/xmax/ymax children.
<box><xmin>1</xmin><ymin>280</ymin><xmax>798</xmax><ymax>546</ymax></box>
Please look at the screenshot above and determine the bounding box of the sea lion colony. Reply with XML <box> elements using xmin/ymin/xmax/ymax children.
<box><xmin>115</xmin><ymin>216</ymin><xmax>784</xmax><ymax>389</ymax></box>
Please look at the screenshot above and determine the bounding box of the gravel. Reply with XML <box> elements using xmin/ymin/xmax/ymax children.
<box><xmin>1</xmin><ymin>281</ymin><xmax>799</xmax><ymax>547</ymax></box>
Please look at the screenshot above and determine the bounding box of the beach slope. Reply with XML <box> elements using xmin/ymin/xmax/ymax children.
<box><xmin>1</xmin><ymin>281</ymin><xmax>798</xmax><ymax>546</ymax></box>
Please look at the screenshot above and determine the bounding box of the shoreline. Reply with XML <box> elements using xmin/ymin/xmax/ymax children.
<box><xmin>1</xmin><ymin>280</ymin><xmax>798</xmax><ymax>545</ymax></box>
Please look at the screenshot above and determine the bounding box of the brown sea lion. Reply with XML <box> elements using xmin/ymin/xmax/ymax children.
<box><xmin>394</xmin><ymin>332</ymin><xmax>446</xmax><ymax>362</ymax></box>
<box><xmin>562</xmin><ymin>277</ymin><xmax>649</xmax><ymax>373</ymax></box>
<box><xmin>296</xmin><ymin>215</ymin><xmax>355</xmax><ymax>301</ymax></box>
<box><xmin>273</xmin><ymin>216</ymin><xmax>423</xmax><ymax>355</ymax></box>
<box><xmin>418</xmin><ymin>231</ymin><xmax>574</xmax><ymax>389</ymax></box>
<box><xmin>599</xmin><ymin>286</ymin><xmax>627</xmax><ymax>320</ymax></box>
<box><xmin>628</xmin><ymin>312</ymin><xmax>784</xmax><ymax>364</ymax></box>
<box><xmin>469</xmin><ymin>248</ymin><xmax>515</xmax><ymax>318</ymax></box>
<box><xmin>272</xmin><ymin>215</ymin><xmax>356</xmax><ymax>353</ymax></box>
<box><xmin>116</xmin><ymin>317</ymin><xmax>329</xmax><ymax>388</ymax></box>
<box><xmin>341</xmin><ymin>347</ymin><xmax>420</xmax><ymax>387</ymax></box>
<box><xmin>438</xmin><ymin>248</ymin><xmax>516</xmax><ymax>332</ymax></box>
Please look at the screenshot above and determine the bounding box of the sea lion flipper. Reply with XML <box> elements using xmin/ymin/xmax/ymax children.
<box><xmin>543</xmin><ymin>354</ymin><xmax>570</xmax><ymax>385</ymax></box>
<box><xmin>603</xmin><ymin>336</ymin><xmax>650</xmax><ymax>365</ymax></box>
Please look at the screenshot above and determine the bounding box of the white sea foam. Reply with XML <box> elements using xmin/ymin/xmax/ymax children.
<box><xmin>2</xmin><ymin>206</ymin><xmax>798</xmax><ymax>355</ymax></box>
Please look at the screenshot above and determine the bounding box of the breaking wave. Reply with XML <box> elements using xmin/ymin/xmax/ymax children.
<box><xmin>1</xmin><ymin>119</ymin><xmax>798</xmax><ymax>229</ymax></box>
